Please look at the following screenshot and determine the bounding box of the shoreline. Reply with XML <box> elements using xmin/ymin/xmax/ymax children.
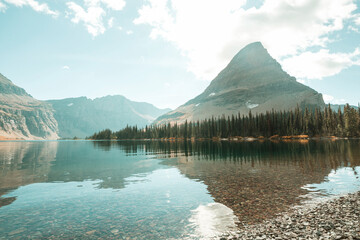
<box><xmin>220</xmin><ymin>191</ymin><xmax>360</xmax><ymax>240</ymax></box>
<box><xmin>2</xmin><ymin>135</ymin><xmax>360</xmax><ymax>142</ymax></box>
<box><xmin>83</xmin><ymin>136</ymin><xmax>359</xmax><ymax>141</ymax></box>
<box><xmin>0</xmin><ymin>136</ymin><xmax>23</xmax><ymax>141</ymax></box>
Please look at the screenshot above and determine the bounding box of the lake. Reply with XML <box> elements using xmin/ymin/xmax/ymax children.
<box><xmin>0</xmin><ymin>140</ymin><xmax>360</xmax><ymax>239</ymax></box>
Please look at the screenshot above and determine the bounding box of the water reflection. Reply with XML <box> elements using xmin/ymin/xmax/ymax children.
<box><xmin>188</xmin><ymin>203</ymin><xmax>239</xmax><ymax>239</ymax></box>
<box><xmin>48</xmin><ymin>141</ymin><xmax>162</xmax><ymax>189</ymax></box>
<box><xmin>0</xmin><ymin>141</ymin><xmax>58</xmax><ymax>207</ymax></box>
<box><xmin>94</xmin><ymin>140</ymin><xmax>360</xmax><ymax>172</ymax></box>
<box><xmin>304</xmin><ymin>166</ymin><xmax>360</xmax><ymax>197</ymax></box>
<box><xmin>0</xmin><ymin>168</ymin><xmax>213</xmax><ymax>239</ymax></box>
<box><xmin>0</xmin><ymin>140</ymin><xmax>359</xmax><ymax>239</ymax></box>
<box><xmin>0</xmin><ymin>141</ymin><xmax>215</xmax><ymax>239</ymax></box>
<box><xmin>95</xmin><ymin>140</ymin><xmax>360</xmax><ymax>224</ymax></box>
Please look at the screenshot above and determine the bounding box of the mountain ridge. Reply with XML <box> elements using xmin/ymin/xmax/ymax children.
<box><xmin>155</xmin><ymin>42</ymin><xmax>325</xmax><ymax>124</ymax></box>
<box><xmin>0</xmin><ymin>74</ymin><xmax>59</xmax><ymax>140</ymax></box>
<box><xmin>0</xmin><ymin>74</ymin><xmax>171</xmax><ymax>139</ymax></box>
<box><xmin>47</xmin><ymin>95</ymin><xmax>171</xmax><ymax>138</ymax></box>
<box><xmin>0</xmin><ymin>73</ymin><xmax>31</xmax><ymax>97</ymax></box>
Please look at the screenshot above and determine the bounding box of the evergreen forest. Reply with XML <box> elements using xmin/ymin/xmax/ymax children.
<box><xmin>88</xmin><ymin>104</ymin><xmax>360</xmax><ymax>140</ymax></box>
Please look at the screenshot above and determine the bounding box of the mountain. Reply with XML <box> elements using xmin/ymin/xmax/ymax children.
<box><xmin>47</xmin><ymin>96</ymin><xmax>171</xmax><ymax>138</ymax></box>
<box><xmin>330</xmin><ymin>104</ymin><xmax>358</xmax><ymax>112</ymax></box>
<box><xmin>155</xmin><ymin>42</ymin><xmax>325</xmax><ymax>124</ymax></box>
<box><xmin>0</xmin><ymin>74</ymin><xmax>170</xmax><ymax>140</ymax></box>
<box><xmin>0</xmin><ymin>74</ymin><xmax>59</xmax><ymax>140</ymax></box>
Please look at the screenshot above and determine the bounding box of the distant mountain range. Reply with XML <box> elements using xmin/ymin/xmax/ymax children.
<box><xmin>2</xmin><ymin>41</ymin><xmax>352</xmax><ymax>140</ymax></box>
<box><xmin>0</xmin><ymin>74</ymin><xmax>170</xmax><ymax>139</ymax></box>
<box><xmin>155</xmin><ymin>42</ymin><xmax>325</xmax><ymax>124</ymax></box>
<box><xmin>330</xmin><ymin>104</ymin><xmax>358</xmax><ymax>112</ymax></box>
<box><xmin>47</xmin><ymin>96</ymin><xmax>170</xmax><ymax>138</ymax></box>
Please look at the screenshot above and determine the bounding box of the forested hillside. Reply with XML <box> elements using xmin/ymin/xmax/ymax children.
<box><xmin>90</xmin><ymin>104</ymin><xmax>360</xmax><ymax>140</ymax></box>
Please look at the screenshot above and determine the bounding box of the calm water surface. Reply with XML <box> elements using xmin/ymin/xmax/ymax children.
<box><xmin>0</xmin><ymin>140</ymin><xmax>359</xmax><ymax>239</ymax></box>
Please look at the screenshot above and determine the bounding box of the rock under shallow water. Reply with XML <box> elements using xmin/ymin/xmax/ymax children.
<box><xmin>219</xmin><ymin>191</ymin><xmax>360</xmax><ymax>240</ymax></box>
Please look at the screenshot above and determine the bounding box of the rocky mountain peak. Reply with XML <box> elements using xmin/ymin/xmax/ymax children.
<box><xmin>203</xmin><ymin>42</ymin><xmax>294</xmax><ymax>95</ymax></box>
<box><xmin>0</xmin><ymin>73</ymin><xmax>30</xmax><ymax>96</ymax></box>
<box><xmin>230</xmin><ymin>42</ymin><xmax>269</xmax><ymax>64</ymax></box>
<box><xmin>155</xmin><ymin>42</ymin><xmax>325</xmax><ymax>125</ymax></box>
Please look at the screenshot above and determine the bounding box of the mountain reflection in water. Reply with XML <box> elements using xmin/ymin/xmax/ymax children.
<box><xmin>0</xmin><ymin>139</ymin><xmax>359</xmax><ymax>238</ymax></box>
<box><xmin>94</xmin><ymin>140</ymin><xmax>360</xmax><ymax>224</ymax></box>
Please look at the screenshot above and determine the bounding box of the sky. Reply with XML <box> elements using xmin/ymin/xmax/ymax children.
<box><xmin>0</xmin><ymin>0</ymin><xmax>359</xmax><ymax>109</ymax></box>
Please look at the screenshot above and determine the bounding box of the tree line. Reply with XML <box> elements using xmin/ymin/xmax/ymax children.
<box><xmin>88</xmin><ymin>104</ymin><xmax>360</xmax><ymax>140</ymax></box>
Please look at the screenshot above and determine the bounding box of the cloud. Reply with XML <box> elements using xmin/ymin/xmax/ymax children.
<box><xmin>108</xmin><ymin>17</ymin><xmax>114</xmax><ymax>28</ymax></box>
<box><xmin>348</xmin><ymin>25</ymin><xmax>360</xmax><ymax>33</ymax></box>
<box><xmin>100</xmin><ymin>0</ymin><xmax>125</xmax><ymax>11</ymax></box>
<box><xmin>355</xmin><ymin>14</ymin><xmax>360</xmax><ymax>25</ymax></box>
<box><xmin>62</xmin><ymin>65</ymin><xmax>70</xmax><ymax>70</ymax></box>
<box><xmin>126</xmin><ymin>30</ymin><xmax>133</xmax><ymax>35</ymax></box>
<box><xmin>296</xmin><ymin>79</ymin><xmax>306</xmax><ymax>84</ymax></box>
<box><xmin>66</xmin><ymin>1</ymin><xmax>106</xmax><ymax>36</ymax></box>
<box><xmin>323</xmin><ymin>94</ymin><xmax>347</xmax><ymax>105</ymax></box>
<box><xmin>282</xmin><ymin>48</ymin><xmax>360</xmax><ymax>79</ymax></box>
<box><xmin>66</xmin><ymin>0</ymin><xmax>126</xmax><ymax>36</ymax></box>
<box><xmin>323</xmin><ymin>94</ymin><xmax>334</xmax><ymax>103</ymax></box>
<box><xmin>135</xmin><ymin>0</ymin><xmax>358</xmax><ymax>80</ymax></box>
<box><xmin>4</xmin><ymin>0</ymin><xmax>58</xmax><ymax>16</ymax></box>
<box><xmin>0</xmin><ymin>1</ymin><xmax>7</xmax><ymax>12</ymax></box>
<box><xmin>332</xmin><ymin>99</ymin><xmax>347</xmax><ymax>105</ymax></box>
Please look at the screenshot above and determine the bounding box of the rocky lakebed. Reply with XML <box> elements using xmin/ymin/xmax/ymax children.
<box><xmin>220</xmin><ymin>191</ymin><xmax>360</xmax><ymax>240</ymax></box>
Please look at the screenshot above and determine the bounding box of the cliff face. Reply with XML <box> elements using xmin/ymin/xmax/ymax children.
<box><xmin>0</xmin><ymin>74</ymin><xmax>59</xmax><ymax>140</ymax></box>
<box><xmin>155</xmin><ymin>42</ymin><xmax>325</xmax><ymax>124</ymax></box>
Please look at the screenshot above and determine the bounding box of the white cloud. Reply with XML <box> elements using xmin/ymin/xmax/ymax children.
<box><xmin>323</xmin><ymin>94</ymin><xmax>347</xmax><ymax>105</ymax></box>
<box><xmin>82</xmin><ymin>0</ymin><xmax>125</xmax><ymax>10</ymax></box>
<box><xmin>282</xmin><ymin>48</ymin><xmax>360</xmax><ymax>80</ymax></box>
<box><xmin>4</xmin><ymin>0</ymin><xmax>58</xmax><ymax>16</ymax></box>
<box><xmin>108</xmin><ymin>17</ymin><xmax>114</xmax><ymax>28</ymax></box>
<box><xmin>62</xmin><ymin>65</ymin><xmax>70</xmax><ymax>70</ymax></box>
<box><xmin>135</xmin><ymin>0</ymin><xmax>358</xmax><ymax>80</ymax></box>
<box><xmin>332</xmin><ymin>99</ymin><xmax>347</xmax><ymax>105</ymax></box>
<box><xmin>355</xmin><ymin>14</ymin><xmax>360</xmax><ymax>25</ymax></box>
<box><xmin>0</xmin><ymin>1</ymin><xmax>7</xmax><ymax>12</ymax></box>
<box><xmin>100</xmin><ymin>0</ymin><xmax>125</xmax><ymax>11</ymax></box>
<box><xmin>323</xmin><ymin>94</ymin><xmax>334</xmax><ymax>103</ymax></box>
<box><xmin>66</xmin><ymin>1</ymin><xmax>106</xmax><ymax>36</ymax></box>
<box><xmin>118</xmin><ymin>26</ymin><xmax>122</xmax><ymax>31</ymax></box>
<box><xmin>348</xmin><ymin>25</ymin><xmax>360</xmax><ymax>33</ymax></box>
<box><xmin>296</xmin><ymin>79</ymin><xmax>306</xmax><ymax>84</ymax></box>
<box><xmin>126</xmin><ymin>30</ymin><xmax>133</xmax><ymax>35</ymax></box>
<box><xmin>66</xmin><ymin>0</ymin><xmax>126</xmax><ymax>36</ymax></box>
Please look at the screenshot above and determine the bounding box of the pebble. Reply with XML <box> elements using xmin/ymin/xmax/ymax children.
<box><xmin>8</xmin><ymin>228</ymin><xmax>25</xmax><ymax>236</ymax></box>
<box><xmin>85</xmin><ymin>230</ymin><xmax>96</xmax><ymax>235</ymax></box>
<box><xmin>219</xmin><ymin>191</ymin><xmax>360</xmax><ymax>240</ymax></box>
